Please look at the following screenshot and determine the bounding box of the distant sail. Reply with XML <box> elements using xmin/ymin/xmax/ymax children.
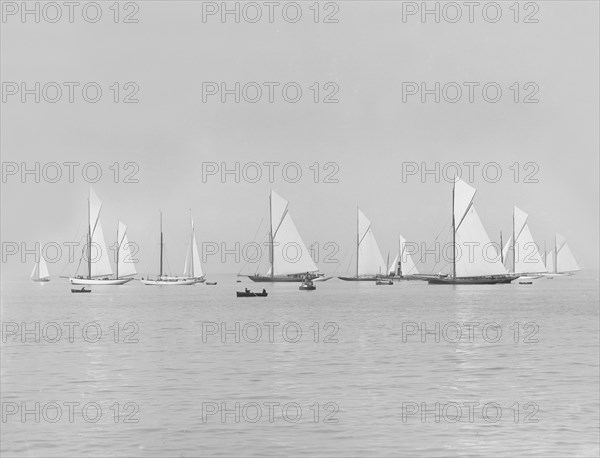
<box><xmin>183</xmin><ymin>213</ymin><xmax>204</xmax><ymax>278</ymax></box>
<box><xmin>453</xmin><ymin>178</ymin><xmax>506</xmax><ymax>277</ymax></box>
<box><xmin>30</xmin><ymin>241</ymin><xmax>50</xmax><ymax>280</ymax></box>
<box><xmin>399</xmin><ymin>234</ymin><xmax>419</xmax><ymax>275</ymax></box>
<box><xmin>89</xmin><ymin>188</ymin><xmax>113</xmax><ymax>278</ymax></box>
<box><xmin>117</xmin><ymin>222</ymin><xmax>137</xmax><ymax>278</ymax></box>
<box><xmin>556</xmin><ymin>233</ymin><xmax>580</xmax><ymax>273</ymax></box>
<box><xmin>357</xmin><ymin>209</ymin><xmax>386</xmax><ymax>276</ymax></box>
<box><xmin>509</xmin><ymin>206</ymin><xmax>546</xmax><ymax>274</ymax></box>
<box><xmin>270</xmin><ymin>190</ymin><xmax>318</xmax><ymax>275</ymax></box>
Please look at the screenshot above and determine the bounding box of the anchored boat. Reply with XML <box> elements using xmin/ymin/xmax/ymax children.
<box><xmin>141</xmin><ymin>210</ymin><xmax>205</xmax><ymax>285</ymax></box>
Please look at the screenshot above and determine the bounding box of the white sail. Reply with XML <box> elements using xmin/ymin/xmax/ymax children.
<box><xmin>192</xmin><ymin>236</ymin><xmax>203</xmax><ymax>277</ymax></box>
<box><xmin>117</xmin><ymin>222</ymin><xmax>137</xmax><ymax>278</ymax></box>
<box><xmin>399</xmin><ymin>235</ymin><xmax>419</xmax><ymax>275</ymax></box>
<box><xmin>502</xmin><ymin>235</ymin><xmax>513</xmax><ymax>270</ymax></box>
<box><xmin>388</xmin><ymin>254</ymin><xmax>399</xmax><ymax>275</ymax></box>
<box><xmin>89</xmin><ymin>187</ymin><xmax>113</xmax><ymax>278</ymax></box>
<box><xmin>545</xmin><ymin>250</ymin><xmax>555</xmax><ymax>273</ymax></box>
<box><xmin>38</xmin><ymin>243</ymin><xmax>49</xmax><ymax>279</ymax></box>
<box><xmin>511</xmin><ymin>206</ymin><xmax>546</xmax><ymax>274</ymax></box>
<box><xmin>270</xmin><ymin>190</ymin><xmax>318</xmax><ymax>275</ymax></box>
<box><xmin>556</xmin><ymin>233</ymin><xmax>580</xmax><ymax>273</ymax></box>
<box><xmin>357</xmin><ymin>209</ymin><xmax>387</xmax><ymax>276</ymax></box>
<box><xmin>30</xmin><ymin>262</ymin><xmax>38</xmax><ymax>279</ymax></box>
<box><xmin>453</xmin><ymin>178</ymin><xmax>507</xmax><ymax>277</ymax></box>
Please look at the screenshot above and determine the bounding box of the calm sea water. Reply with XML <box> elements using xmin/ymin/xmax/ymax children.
<box><xmin>1</xmin><ymin>274</ymin><xmax>599</xmax><ymax>457</ymax></box>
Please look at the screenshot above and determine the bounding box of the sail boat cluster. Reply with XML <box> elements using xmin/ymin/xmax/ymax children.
<box><xmin>33</xmin><ymin>182</ymin><xmax>580</xmax><ymax>285</ymax></box>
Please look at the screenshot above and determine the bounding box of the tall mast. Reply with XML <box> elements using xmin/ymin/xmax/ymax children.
<box><xmin>356</xmin><ymin>207</ymin><xmax>359</xmax><ymax>278</ymax></box>
<box><xmin>544</xmin><ymin>240</ymin><xmax>547</xmax><ymax>266</ymax></box>
<box><xmin>500</xmin><ymin>230</ymin><xmax>504</xmax><ymax>264</ymax></box>
<box><xmin>512</xmin><ymin>208</ymin><xmax>516</xmax><ymax>273</ymax></box>
<box><xmin>87</xmin><ymin>190</ymin><xmax>92</xmax><ymax>279</ymax></box>
<box><xmin>398</xmin><ymin>236</ymin><xmax>403</xmax><ymax>277</ymax></box>
<box><xmin>269</xmin><ymin>191</ymin><xmax>274</xmax><ymax>278</ymax></box>
<box><xmin>189</xmin><ymin>209</ymin><xmax>194</xmax><ymax>278</ymax></box>
<box><xmin>386</xmin><ymin>252</ymin><xmax>389</xmax><ymax>277</ymax></box>
<box><xmin>554</xmin><ymin>234</ymin><xmax>558</xmax><ymax>273</ymax></box>
<box><xmin>116</xmin><ymin>221</ymin><xmax>119</xmax><ymax>279</ymax></box>
<box><xmin>452</xmin><ymin>182</ymin><xmax>456</xmax><ymax>278</ymax></box>
<box><xmin>159</xmin><ymin>212</ymin><xmax>163</xmax><ymax>278</ymax></box>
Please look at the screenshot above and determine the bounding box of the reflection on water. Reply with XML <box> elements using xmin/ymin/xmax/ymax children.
<box><xmin>1</xmin><ymin>274</ymin><xmax>599</xmax><ymax>457</ymax></box>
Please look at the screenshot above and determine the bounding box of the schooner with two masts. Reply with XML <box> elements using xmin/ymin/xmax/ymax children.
<box><xmin>69</xmin><ymin>187</ymin><xmax>135</xmax><ymax>285</ymax></box>
<box><xmin>141</xmin><ymin>210</ymin><xmax>205</xmax><ymax>285</ymax></box>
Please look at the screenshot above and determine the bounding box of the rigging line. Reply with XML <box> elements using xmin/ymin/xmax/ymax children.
<box><xmin>60</xmin><ymin>212</ymin><xmax>85</xmax><ymax>276</ymax></box>
<box><xmin>238</xmin><ymin>211</ymin><xmax>266</xmax><ymax>275</ymax></box>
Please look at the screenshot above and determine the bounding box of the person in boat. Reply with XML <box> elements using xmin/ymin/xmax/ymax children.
<box><xmin>245</xmin><ymin>288</ymin><xmax>250</xmax><ymax>293</ymax></box>
<box><xmin>262</xmin><ymin>288</ymin><xmax>266</xmax><ymax>294</ymax></box>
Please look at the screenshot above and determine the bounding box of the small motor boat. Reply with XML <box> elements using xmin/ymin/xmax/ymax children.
<box><xmin>299</xmin><ymin>281</ymin><xmax>316</xmax><ymax>291</ymax></box>
<box><xmin>71</xmin><ymin>287</ymin><xmax>91</xmax><ymax>293</ymax></box>
<box><xmin>206</xmin><ymin>282</ymin><xmax>217</xmax><ymax>285</ymax></box>
<box><xmin>237</xmin><ymin>290</ymin><xmax>268</xmax><ymax>297</ymax></box>
<box><xmin>376</xmin><ymin>280</ymin><xmax>393</xmax><ymax>285</ymax></box>
<box><xmin>519</xmin><ymin>281</ymin><xmax>533</xmax><ymax>285</ymax></box>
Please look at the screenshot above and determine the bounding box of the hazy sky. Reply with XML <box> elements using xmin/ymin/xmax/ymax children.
<box><xmin>1</xmin><ymin>1</ymin><xmax>598</xmax><ymax>279</ymax></box>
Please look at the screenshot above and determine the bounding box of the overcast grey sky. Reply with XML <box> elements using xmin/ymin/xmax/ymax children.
<box><xmin>1</xmin><ymin>1</ymin><xmax>598</xmax><ymax>279</ymax></box>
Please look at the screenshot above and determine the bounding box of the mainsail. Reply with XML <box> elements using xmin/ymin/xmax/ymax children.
<box><xmin>555</xmin><ymin>233</ymin><xmax>580</xmax><ymax>273</ymax></box>
<box><xmin>505</xmin><ymin>206</ymin><xmax>546</xmax><ymax>274</ymax></box>
<box><xmin>183</xmin><ymin>212</ymin><xmax>203</xmax><ymax>278</ymax></box>
<box><xmin>88</xmin><ymin>187</ymin><xmax>113</xmax><ymax>278</ymax></box>
<box><xmin>453</xmin><ymin>178</ymin><xmax>506</xmax><ymax>277</ymax></box>
<box><xmin>117</xmin><ymin>222</ymin><xmax>137</xmax><ymax>278</ymax></box>
<box><xmin>270</xmin><ymin>190</ymin><xmax>318</xmax><ymax>276</ymax></box>
<box><xmin>357</xmin><ymin>209</ymin><xmax>386</xmax><ymax>276</ymax></box>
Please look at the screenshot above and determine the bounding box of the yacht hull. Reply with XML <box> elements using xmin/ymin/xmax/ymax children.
<box><xmin>140</xmin><ymin>278</ymin><xmax>203</xmax><ymax>285</ymax></box>
<box><xmin>427</xmin><ymin>275</ymin><xmax>519</xmax><ymax>285</ymax></box>
<box><xmin>69</xmin><ymin>277</ymin><xmax>133</xmax><ymax>286</ymax></box>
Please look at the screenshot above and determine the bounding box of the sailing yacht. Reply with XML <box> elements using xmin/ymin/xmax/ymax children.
<box><xmin>387</xmin><ymin>235</ymin><xmax>420</xmax><ymax>280</ymax></box>
<box><xmin>141</xmin><ymin>211</ymin><xmax>205</xmax><ymax>285</ymax></box>
<box><xmin>502</xmin><ymin>206</ymin><xmax>546</xmax><ymax>280</ymax></box>
<box><xmin>544</xmin><ymin>233</ymin><xmax>580</xmax><ymax>277</ymax></box>
<box><xmin>338</xmin><ymin>208</ymin><xmax>387</xmax><ymax>281</ymax></box>
<box><xmin>428</xmin><ymin>178</ymin><xmax>519</xmax><ymax>285</ymax></box>
<box><xmin>249</xmin><ymin>190</ymin><xmax>323</xmax><ymax>282</ymax></box>
<box><xmin>31</xmin><ymin>241</ymin><xmax>50</xmax><ymax>282</ymax></box>
<box><xmin>69</xmin><ymin>188</ymin><xmax>134</xmax><ymax>285</ymax></box>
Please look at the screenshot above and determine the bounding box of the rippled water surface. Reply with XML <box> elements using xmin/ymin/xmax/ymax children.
<box><xmin>2</xmin><ymin>274</ymin><xmax>599</xmax><ymax>457</ymax></box>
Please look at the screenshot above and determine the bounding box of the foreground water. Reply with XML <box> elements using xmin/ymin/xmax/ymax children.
<box><xmin>1</xmin><ymin>274</ymin><xmax>599</xmax><ymax>457</ymax></box>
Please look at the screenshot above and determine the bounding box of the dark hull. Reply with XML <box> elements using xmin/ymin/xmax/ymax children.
<box><xmin>376</xmin><ymin>281</ymin><xmax>393</xmax><ymax>285</ymax></box>
<box><xmin>71</xmin><ymin>288</ymin><xmax>91</xmax><ymax>293</ymax></box>
<box><xmin>237</xmin><ymin>291</ymin><xmax>268</xmax><ymax>297</ymax></box>
<box><xmin>299</xmin><ymin>285</ymin><xmax>316</xmax><ymax>291</ymax></box>
<box><xmin>428</xmin><ymin>275</ymin><xmax>519</xmax><ymax>285</ymax></box>
<box><xmin>248</xmin><ymin>274</ymin><xmax>322</xmax><ymax>283</ymax></box>
<box><xmin>337</xmin><ymin>276</ymin><xmax>381</xmax><ymax>281</ymax></box>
